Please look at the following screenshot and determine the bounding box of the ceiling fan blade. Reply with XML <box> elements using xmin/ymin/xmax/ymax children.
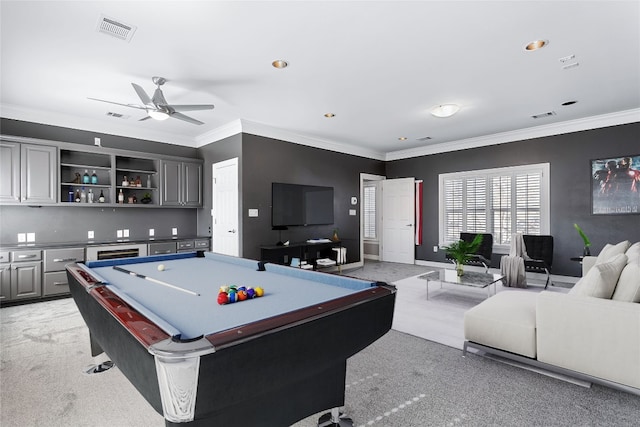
<box><xmin>170</xmin><ymin>112</ymin><xmax>205</xmax><ymax>125</ymax></box>
<box><xmin>131</xmin><ymin>83</ymin><xmax>154</xmax><ymax>107</ymax></box>
<box><xmin>165</xmin><ymin>104</ymin><xmax>215</xmax><ymax>112</ymax></box>
<box><xmin>88</xmin><ymin>97</ymin><xmax>146</xmax><ymax>109</ymax></box>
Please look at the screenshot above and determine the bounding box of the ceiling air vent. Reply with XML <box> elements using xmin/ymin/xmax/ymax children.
<box><xmin>96</xmin><ymin>14</ymin><xmax>137</xmax><ymax>42</ymax></box>
<box><xmin>416</xmin><ymin>136</ymin><xmax>432</xmax><ymax>141</ymax></box>
<box><xmin>531</xmin><ymin>111</ymin><xmax>557</xmax><ymax>119</ymax></box>
<box><xmin>106</xmin><ymin>112</ymin><xmax>129</xmax><ymax>119</ymax></box>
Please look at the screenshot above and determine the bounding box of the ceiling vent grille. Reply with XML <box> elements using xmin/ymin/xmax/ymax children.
<box><xmin>416</xmin><ymin>136</ymin><xmax>432</xmax><ymax>141</ymax></box>
<box><xmin>106</xmin><ymin>112</ymin><xmax>129</xmax><ymax>119</ymax></box>
<box><xmin>531</xmin><ymin>111</ymin><xmax>556</xmax><ymax>119</ymax></box>
<box><xmin>96</xmin><ymin>15</ymin><xmax>137</xmax><ymax>42</ymax></box>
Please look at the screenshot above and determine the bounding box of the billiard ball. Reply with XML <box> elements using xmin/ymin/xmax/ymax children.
<box><xmin>237</xmin><ymin>290</ymin><xmax>247</xmax><ymax>301</ymax></box>
<box><xmin>157</xmin><ymin>264</ymin><xmax>165</xmax><ymax>271</ymax></box>
<box><xmin>217</xmin><ymin>292</ymin><xmax>229</xmax><ymax>305</ymax></box>
<box><xmin>254</xmin><ymin>287</ymin><xmax>264</xmax><ymax>297</ymax></box>
<box><xmin>246</xmin><ymin>288</ymin><xmax>256</xmax><ymax>299</ymax></box>
<box><xmin>227</xmin><ymin>291</ymin><xmax>237</xmax><ymax>303</ymax></box>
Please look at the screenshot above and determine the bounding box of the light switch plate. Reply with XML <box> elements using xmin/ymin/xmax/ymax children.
<box><xmin>248</xmin><ymin>209</ymin><xmax>259</xmax><ymax>217</ymax></box>
<box><xmin>149</xmin><ymin>228</ymin><xmax>155</xmax><ymax>236</ymax></box>
<box><xmin>349</xmin><ymin>209</ymin><xmax>356</xmax><ymax>216</ymax></box>
<box><xmin>88</xmin><ymin>230</ymin><xmax>95</xmax><ymax>239</ymax></box>
<box><xmin>18</xmin><ymin>233</ymin><xmax>26</xmax><ymax>243</ymax></box>
<box><xmin>172</xmin><ymin>228</ymin><xmax>178</xmax><ymax>236</ymax></box>
<box><xmin>117</xmin><ymin>229</ymin><xmax>123</xmax><ymax>238</ymax></box>
<box><xmin>123</xmin><ymin>229</ymin><xmax>129</xmax><ymax>238</ymax></box>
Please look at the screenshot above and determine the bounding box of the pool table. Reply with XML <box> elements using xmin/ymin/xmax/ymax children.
<box><xmin>66</xmin><ymin>251</ymin><xmax>396</xmax><ymax>426</ymax></box>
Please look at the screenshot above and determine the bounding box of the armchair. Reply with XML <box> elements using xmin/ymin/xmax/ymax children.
<box><xmin>522</xmin><ymin>234</ymin><xmax>554</xmax><ymax>289</ymax></box>
<box><xmin>446</xmin><ymin>232</ymin><xmax>493</xmax><ymax>272</ymax></box>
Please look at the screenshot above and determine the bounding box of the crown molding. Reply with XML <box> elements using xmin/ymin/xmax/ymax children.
<box><xmin>194</xmin><ymin>119</ymin><xmax>243</xmax><ymax>147</ymax></box>
<box><xmin>1</xmin><ymin>104</ymin><xmax>196</xmax><ymax>147</ymax></box>
<box><xmin>385</xmin><ymin>108</ymin><xmax>640</xmax><ymax>161</ymax></box>
<box><xmin>238</xmin><ymin>119</ymin><xmax>387</xmax><ymax>161</ymax></box>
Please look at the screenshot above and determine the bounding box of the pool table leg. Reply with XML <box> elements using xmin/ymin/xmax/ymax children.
<box><xmin>318</xmin><ymin>407</ymin><xmax>353</xmax><ymax>427</ymax></box>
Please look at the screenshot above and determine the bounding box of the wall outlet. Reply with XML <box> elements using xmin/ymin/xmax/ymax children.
<box><xmin>248</xmin><ymin>209</ymin><xmax>259</xmax><ymax>217</ymax></box>
<box><xmin>172</xmin><ymin>227</ymin><xmax>178</xmax><ymax>236</ymax></box>
<box><xmin>433</xmin><ymin>245</ymin><xmax>439</xmax><ymax>252</ymax></box>
<box><xmin>18</xmin><ymin>233</ymin><xmax>26</xmax><ymax>243</ymax></box>
<box><xmin>117</xmin><ymin>229</ymin><xmax>123</xmax><ymax>238</ymax></box>
<box><xmin>123</xmin><ymin>229</ymin><xmax>129</xmax><ymax>238</ymax></box>
<box><xmin>149</xmin><ymin>228</ymin><xmax>155</xmax><ymax>236</ymax></box>
<box><xmin>88</xmin><ymin>230</ymin><xmax>95</xmax><ymax>239</ymax></box>
<box><xmin>349</xmin><ymin>209</ymin><xmax>356</xmax><ymax>216</ymax></box>
<box><xmin>27</xmin><ymin>233</ymin><xmax>35</xmax><ymax>242</ymax></box>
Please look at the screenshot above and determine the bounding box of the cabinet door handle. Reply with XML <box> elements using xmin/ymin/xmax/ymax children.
<box><xmin>17</xmin><ymin>254</ymin><xmax>38</xmax><ymax>259</ymax></box>
<box><xmin>154</xmin><ymin>250</ymin><xmax>172</xmax><ymax>254</ymax></box>
<box><xmin>53</xmin><ymin>258</ymin><xmax>78</xmax><ymax>262</ymax></box>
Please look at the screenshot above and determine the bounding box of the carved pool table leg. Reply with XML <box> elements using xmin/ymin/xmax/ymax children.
<box><xmin>318</xmin><ymin>407</ymin><xmax>353</xmax><ymax>427</ymax></box>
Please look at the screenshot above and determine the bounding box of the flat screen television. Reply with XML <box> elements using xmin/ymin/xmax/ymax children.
<box><xmin>272</xmin><ymin>182</ymin><xmax>334</xmax><ymax>227</ymax></box>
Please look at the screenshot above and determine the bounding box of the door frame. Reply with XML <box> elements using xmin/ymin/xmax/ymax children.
<box><xmin>359</xmin><ymin>173</ymin><xmax>385</xmax><ymax>265</ymax></box>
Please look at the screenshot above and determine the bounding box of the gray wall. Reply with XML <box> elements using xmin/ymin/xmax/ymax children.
<box><xmin>240</xmin><ymin>134</ymin><xmax>385</xmax><ymax>262</ymax></box>
<box><xmin>385</xmin><ymin>122</ymin><xmax>640</xmax><ymax>277</ymax></box>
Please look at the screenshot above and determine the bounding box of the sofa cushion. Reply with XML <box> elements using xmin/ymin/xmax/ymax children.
<box><xmin>624</xmin><ymin>242</ymin><xmax>640</xmax><ymax>265</ymax></box>
<box><xmin>611</xmin><ymin>262</ymin><xmax>640</xmax><ymax>303</ymax></box>
<box><xmin>570</xmin><ymin>253</ymin><xmax>628</xmax><ymax>299</ymax></box>
<box><xmin>464</xmin><ymin>291</ymin><xmax>537</xmax><ymax>358</ymax></box>
<box><xmin>595</xmin><ymin>240</ymin><xmax>631</xmax><ymax>264</ymax></box>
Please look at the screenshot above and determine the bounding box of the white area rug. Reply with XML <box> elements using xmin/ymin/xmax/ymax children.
<box><xmin>390</xmin><ymin>273</ymin><xmax>570</xmax><ymax>349</ymax></box>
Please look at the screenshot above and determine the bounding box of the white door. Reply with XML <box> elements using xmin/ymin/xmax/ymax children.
<box><xmin>381</xmin><ymin>177</ymin><xmax>415</xmax><ymax>264</ymax></box>
<box><xmin>212</xmin><ymin>158</ymin><xmax>239</xmax><ymax>256</ymax></box>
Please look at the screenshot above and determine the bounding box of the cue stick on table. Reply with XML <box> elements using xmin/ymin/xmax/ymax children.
<box><xmin>112</xmin><ymin>266</ymin><xmax>200</xmax><ymax>296</ymax></box>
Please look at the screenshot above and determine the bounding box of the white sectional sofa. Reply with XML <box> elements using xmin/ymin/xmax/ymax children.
<box><xmin>463</xmin><ymin>241</ymin><xmax>640</xmax><ymax>394</ymax></box>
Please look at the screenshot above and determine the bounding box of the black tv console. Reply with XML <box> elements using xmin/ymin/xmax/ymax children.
<box><xmin>260</xmin><ymin>240</ymin><xmax>341</xmax><ymax>268</ymax></box>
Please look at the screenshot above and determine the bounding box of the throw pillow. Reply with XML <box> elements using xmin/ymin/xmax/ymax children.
<box><xmin>595</xmin><ymin>240</ymin><xmax>631</xmax><ymax>265</ymax></box>
<box><xmin>611</xmin><ymin>262</ymin><xmax>640</xmax><ymax>303</ymax></box>
<box><xmin>624</xmin><ymin>242</ymin><xmax>640</xmax><ymax>265</ymax></box>
<box><xmin>569</xmin><ymin>253</ymin><xmax>628</xmax><ymax>298</ymax></box>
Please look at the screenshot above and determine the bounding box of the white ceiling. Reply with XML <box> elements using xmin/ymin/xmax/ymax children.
<box><xmin>1</xmin><ymin>1</ymin><xmax>639</xmax><ymax>161</ymax></box>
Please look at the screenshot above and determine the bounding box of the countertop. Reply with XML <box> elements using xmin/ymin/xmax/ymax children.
<box><xmin>0</xmin><ymin>236</ymin><xmax>211</xmax><ymax>251</ymax></box>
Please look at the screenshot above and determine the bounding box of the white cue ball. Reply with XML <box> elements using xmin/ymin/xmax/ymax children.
<box><xmin>157</xmin><ymin>264</ymin><xmax>165</xmax><ymax>271</ymax></box>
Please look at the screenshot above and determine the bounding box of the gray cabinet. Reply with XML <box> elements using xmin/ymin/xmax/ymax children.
<box><xmin>148</xmin><ymin>242</ymin><xmax>176</xmax><ymax>255</ymax></box>
<box><xmin>161</xmin><ymin>160</ymin><xmax>202</xmax><ymax>207</ymax></box>
<box><xmin>0</xmin><ymin>251</ymin><xmax>10</xmax><ymax>301</ymax></box>
<box><xmin>0</xmin><ymin>141</ymin><xmax>56</xmax><ymax>204</ymax></box>
<box><xmin>9</xmin><ymin>250</ymin><xmax>42</xmax><ymax>300</ymax></box>
<box><xmin>43</xmin><ymin>247</ymin><xmax>84</xmax><ymax>296</ymax></box>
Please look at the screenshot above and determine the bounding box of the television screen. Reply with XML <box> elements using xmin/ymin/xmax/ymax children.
<box><xmin>272</xmin><ymin>183</ymin><xmax>334</xmax><ymax>226</ymax></box>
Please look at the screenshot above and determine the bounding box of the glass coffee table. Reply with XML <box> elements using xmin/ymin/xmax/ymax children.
<box><xmin>419</xmin><ymin>269</ymin><xmax>503</xmax><ymax>300</ymax></box>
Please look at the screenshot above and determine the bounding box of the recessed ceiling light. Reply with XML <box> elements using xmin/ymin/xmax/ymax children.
<box><xmin>430</xmin><ymin>104</ymin><xmax>460</xmax><ymax>118</ymax></box>
<box><xmin>324</xmin><ymin>113</ymin><xmax>335</xmax><ymax>118</ymax></box>
<box><xmin>272</xmin><ymin>59</ymin><xmax>288</xmax><ymax>69</ymax></box>
<box><xmin>525</xmin><ymin>40</ymin><xmax>549</xmax><ymax>51</ymax></box>
<box><xmin>561</xmin><ymin>100</ymin><xmax>578</xmax><ymax>106</ymax></box>
<box><xmin>398</xmin><ymin>137</ymin><xmax>407</xmax><ymax>141</ymax></box>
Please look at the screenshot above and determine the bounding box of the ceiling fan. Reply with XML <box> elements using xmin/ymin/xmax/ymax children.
<box><xmin>88</xmin><ymin>76</ymin><xmax>214</xmax><ymax>125</ymax></box>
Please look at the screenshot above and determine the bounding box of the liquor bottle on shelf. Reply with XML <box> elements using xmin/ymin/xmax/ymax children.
<box><xmin>122</xmin><ymin>176</ymin><xmax>129</xmax><ymax>187</ymax></box>
<box><xmin>91</xmin><ymin>170</ymin><xmax>98</xmax><ymax>185</ymax></box>
<box><xmin>118</xmin><ymin>189</ymin><xmax>124</xmax><ymax>204</ymax></box>
<box><xmin>68</xmin><ymin>188</ymin><xmax>74</xmax><ymax>203</ymax></box>
<box><xmin>80</xmin><ymin>187</ymin><xmax>87</xmax><ymax>203</ymax></box>
<box><xmin>135</xmin><ymin>176</ymin><xmax>142</xmax><ymax>187</ymax></box>
<box><xmin>88</xmin><ymin>189</ymin><xmax>94</xmax><ymax>203</ymax></box>
<box><xmin>147</xmin><ymin>175</ymin><xmax>151</xmax><ymax>188</ymax></box>
<box><xmin>83</xmin><ymin>170</ymin><xmax>90</xmax><ymax>184</ymax></box>
<box><xmin>75</xmin><ymin>189</ymin><xmax>81</xmax><ymax>203</ymax></box>
<box><xmin>98</xmin><ymin>190</ymin><xmax>105</xmax><ymax>203</ymax></box>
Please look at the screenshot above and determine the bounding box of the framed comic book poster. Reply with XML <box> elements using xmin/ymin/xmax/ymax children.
<box><xmin>591</xmin><ymin>154</ymin><xmax>640</xmax><ymax>215</ymax></box>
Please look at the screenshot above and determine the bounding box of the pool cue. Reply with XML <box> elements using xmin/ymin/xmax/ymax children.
<box><xmin>112</xmin><ymin>266</ymin><xmax>200</xmax><ymax>296</ymax></box>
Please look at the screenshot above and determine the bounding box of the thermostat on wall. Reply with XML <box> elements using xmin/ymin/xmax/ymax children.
<box><xmin>351</xmin><ymin>196</ymin><xmax>357</xmax><ymax>205</ymax></box>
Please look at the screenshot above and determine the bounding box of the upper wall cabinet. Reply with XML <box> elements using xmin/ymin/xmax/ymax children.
<box><xmin>160</xmin><ymin>160</ymin><xmax>202</xmax><ymax>207</ymax></box>
<box><xmin>0</xmin><ymin>141</ymin><xmax>57</xmax><ymax>205</ymax></box>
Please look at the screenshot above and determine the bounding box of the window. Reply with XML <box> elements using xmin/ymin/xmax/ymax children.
<box><xmin>363</xmin><ymin>184</ymin><xmax>377</xmax><ymax>239</ymax></box>
<box><xmin>439</xmin><ymin>163</ymin><xmax>549</xmax><ymax>249</ymax></box>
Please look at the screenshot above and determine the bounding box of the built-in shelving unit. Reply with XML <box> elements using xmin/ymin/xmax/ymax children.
<box><xmin>115</xmin><ymin>156</ymin><xmax>158</xmax><ymax>206</ymax></box>
<box><xmin>59</xmin><ymin>150</ymin><xmax>113</xmax><ymax>204</ymax></box>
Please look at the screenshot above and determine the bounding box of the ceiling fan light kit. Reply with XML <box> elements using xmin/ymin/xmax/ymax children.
<box><xmin>89</xmin><ymin>76</ymin><xmax>214</xmax><ymax>125</ymax></box>
<box><xmin>430</xmin><ymin>104</ymin><xmax>460</xmax><ymax>118</ymax></box>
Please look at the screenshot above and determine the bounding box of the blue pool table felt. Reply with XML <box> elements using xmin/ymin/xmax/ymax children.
<box><xmin>86</xmin><ymin>253</ymin><xmax>372</xmax><ymax>340</ymax></box>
